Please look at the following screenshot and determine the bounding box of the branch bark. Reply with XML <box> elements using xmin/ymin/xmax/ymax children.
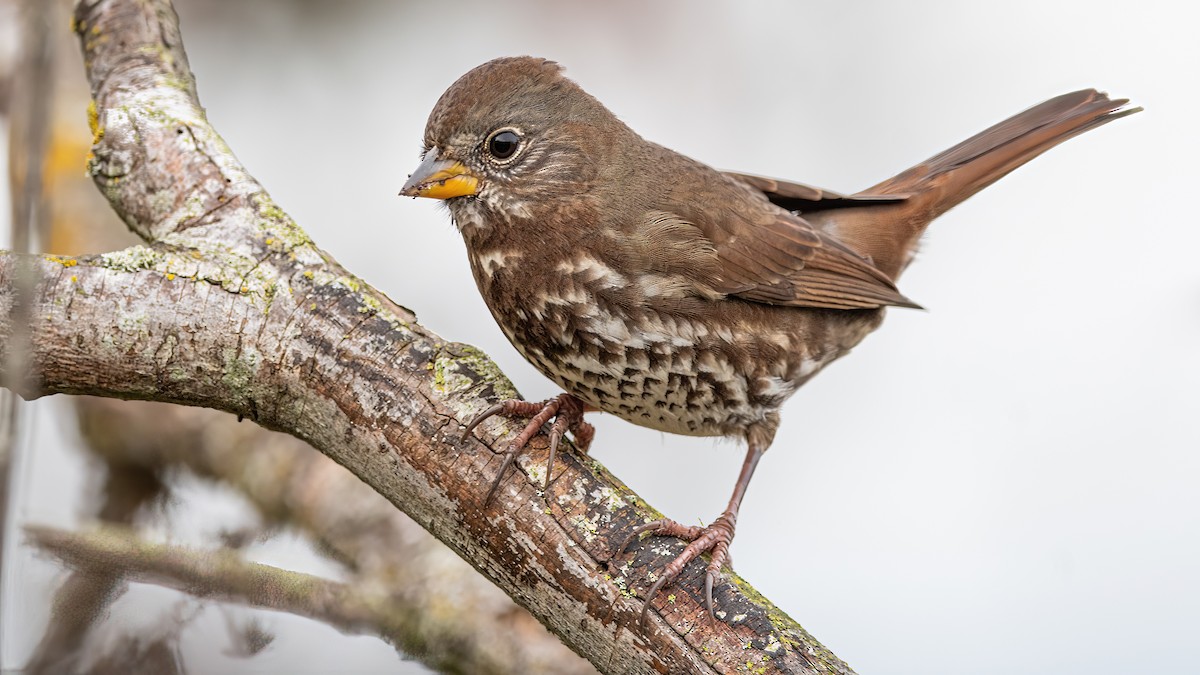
<box><xmin>2</xmin><ymin>0</ymin><xmax>856</xmax><ymax>672</ymax></box>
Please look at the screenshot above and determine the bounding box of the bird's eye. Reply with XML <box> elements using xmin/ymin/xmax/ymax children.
<box><xmin>486</xmin><ymin>129</ymin><xmax>521</xmax><ymax>161</ymax></box>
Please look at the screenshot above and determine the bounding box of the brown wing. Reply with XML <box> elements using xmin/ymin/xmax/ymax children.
<box><xmin>626</xmin><ymin>205</ymin><xmax>920</xmax><ymax>310</ymax></box>
<box><xmin>723</xmin><ymin>171</ymin><xmax>908</xmax><ymax>213</ymax></box>
<box><xmin>705</xmin><ymin>206</ymin><xmax>920</xmax><ymax>309</ymax></box>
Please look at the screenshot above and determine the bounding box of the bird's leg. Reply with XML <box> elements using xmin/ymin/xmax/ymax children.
<box><xmin>462</xmin><ymin>393</ymin><xmax>594</xmax><ymax>504</ymax></box>
<box><xmin>623</xmin><ymin>439</ymin><xmax>766</xmax><ymax>625</ymax></box>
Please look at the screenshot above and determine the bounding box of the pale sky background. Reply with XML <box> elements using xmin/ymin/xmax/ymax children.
<box><xmin>3</xmin><ymin>1</ymin><xmax>1198</xmax><ymax>674</ymax></box>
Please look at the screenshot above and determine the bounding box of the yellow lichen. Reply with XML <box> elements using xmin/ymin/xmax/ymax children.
<box><xmin>86</xmin><ymin>100</ymin><xmax>103</xmax><ymax>145</ymax></box>
<box><xmin>44</xmin><ymin>254</ymin><xmax>78</xmax><ymax>268</ymax></box>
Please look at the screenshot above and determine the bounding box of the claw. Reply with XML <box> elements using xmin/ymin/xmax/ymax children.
<box><xmin>545</xmin><ymin>415</ymin><xmax>570</xmax><ymax>491</ymax></box>
<box><xmin>463</xmin><ymin>394</ymin><xmax>591</xmax><ymax>506</ymax></box>
<box><xmin>461</xmin><ymin>402</ymin><xmax>506</xmax><ymax>442</ymax></box>
<box><xmin>620</xmin><ymin>522</ymin><xmax>651</xmax><ymax>554</ymax></box>
<box><xmin>484</xmin><ymin>445</ymin><xmax>520</xmax><ymax>506</ymax></box>
<box><xmin>622</xmin><ymin>442</ymin><xmax>764</xmax><ymax>627</ymax></box>
<box><xmin>623</xmin><ymin>515</ymin><xmax>735</xmax><ymax>627</ymax></box>
<box><xmin>704</xmin><ymin>570</ymin><xmax>715</xmax><ymax>620</ymax></box>
<box><xmin>639</xmin><ymin>575</ymin><xmax>671</xmax><ymax>630</ymax></box>
<box><xmin>573</xmin><ymin>419</ymin><xmax>596</xmax><ymax>454</ymax></box>
<box><xmin>620</xmin><ymin>531</ymin><xmax>639</xmax><ymax>554</ymax></box>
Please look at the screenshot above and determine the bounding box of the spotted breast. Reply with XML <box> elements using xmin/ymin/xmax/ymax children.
<box><xmin>460</xmin><ymin>209</ymin><xmax>881</xmax><ymax>438</ymax></box>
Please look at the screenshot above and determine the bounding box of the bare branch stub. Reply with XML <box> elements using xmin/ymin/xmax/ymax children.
<box><xmin>2</xmin><ymin>0</ymin><xmax>864</xmax><ymax>673</ymax></box>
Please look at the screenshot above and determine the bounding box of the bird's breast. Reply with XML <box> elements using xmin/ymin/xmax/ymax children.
<box><xmin>465</xmin><ymin>245</ymin><xmax>873</xmax><ymax>437</ymax></box>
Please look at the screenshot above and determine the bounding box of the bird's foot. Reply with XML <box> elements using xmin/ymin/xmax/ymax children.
<box><xmin>461</xmin><ymin>393</ymin><xmax>594</xmax><ymax>504</ymax></box>
<box><xmin>622</xmin><ymin>511</ymin><xmax>737</xmax><ymax>625</ymax></box>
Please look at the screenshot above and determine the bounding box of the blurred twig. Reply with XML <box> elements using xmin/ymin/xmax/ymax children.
<box><xmin>26</xmin><ymin>462</ymin><xmax>167</xmax><ymax>675</ymax></box>
<box><xmin>26</xmin><ymin>524</ymin><xmax>465</xmax><ymax>667</ymax></box>
<box><xmin>27</xmin><ymin>520</ymin><xmax>588</xmax><ymax>674</ymax></box>
<box><xmin>73</xmin><ymin>398</ymin><xmax>598</xmax><ymax>675</ymax></box>
<box><xmin>1</xmin><ymin>1</ymin><xmax>54</xmax><ymax>665</ymax></box>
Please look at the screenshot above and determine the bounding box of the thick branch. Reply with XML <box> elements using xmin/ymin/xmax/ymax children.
<box><xmin>1</xmin><ymin>1</ymin><xmax>857</xmax><ymax>672</ymax></box>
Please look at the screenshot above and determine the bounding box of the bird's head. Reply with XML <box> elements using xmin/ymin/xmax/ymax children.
<box><xmin>400</xmin><ymin>57</ymin><xmax>621</xmax><ymax>230</ymax></box>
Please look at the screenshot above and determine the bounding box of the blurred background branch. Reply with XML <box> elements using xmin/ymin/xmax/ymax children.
<box><xmin>27</xmin><ymin>522</ymin><xmax>569</xmax><ymax>675</ymax></box>
<box><xmin>24</xmin><ymin>460</ymin><xmax>168</xmax><ymax>675</ymax></box>
<box><xmin>1</xmin><ymin>2</ymin><xmax>54</xmax><ymax>651</ymax></box>
<box><xmin>53</xmin><ymin>398</ymin><xmax>596</xmax><ymax>675</ymax></box>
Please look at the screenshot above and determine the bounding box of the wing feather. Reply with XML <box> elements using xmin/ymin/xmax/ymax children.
<box><xmin>618</xmin><ymin>161</ymin><xmax>920</xmax><ymax>310</ymax></box>
<box><xmin>625</xmin><ymin>181</ymin><xmax>920</xmax><ymax>309</ymax></box>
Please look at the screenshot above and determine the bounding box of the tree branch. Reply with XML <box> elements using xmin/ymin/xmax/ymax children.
<box><xmin>27</xmin><ymin>523</ymin><xmax>518</xmax><ymax>674</ymax></box>
<box><xmin>73</xmin><ymin>397</ymin><xmax>597</xmax><ymax>675</ymax></box>
<box><xmin>25</xmin><ymin>460</ymin><xmax>164</xmax><ymax>675</ymax></box>
<box><xmin>1</xmin><ymin>0</ymin><xmax>856</xmax><ymax>672</ymax></box>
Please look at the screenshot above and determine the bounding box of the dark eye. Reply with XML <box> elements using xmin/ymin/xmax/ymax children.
<box><xmin>486</xmin><ymin>130</ymin><xmax>521</xmax><ymax>161</ymax></box>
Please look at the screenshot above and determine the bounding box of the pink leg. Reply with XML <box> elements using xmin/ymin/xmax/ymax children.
<box><xmin>462</xmin><ymin>393</ymin><xmax>593</xmax><ymax>504</ymax></box>
<box><xmin>622</xmin><ymin>440</ymin><xmax>765</xmax><ymax>625</ymax></box>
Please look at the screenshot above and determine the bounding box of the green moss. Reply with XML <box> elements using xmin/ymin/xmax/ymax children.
<box><xmin>252</xmin><ymin>194</ymin><xmax>312</xmax><ymax>249</ymax></box>
<box><xmin>256</xmin><ymin>197</ymin><xmax>286</xmax><ymax>221</ymax></box>
<box><xmin>727</xmin><ymin>574</ymin><xmax>844</xmax><ymax>666</ymax></box>
<box><xmin>358</xmin><ymin>294</ymin><xmax>382</xmax><ymax>315</ymax></box>
<box><xmin>115</xmin><ymin>311</ymin><xmax>147</xmax><ymax>334</ymax></box>
<box><xmin>294</xmin><ymin>269</ymin><xmax>412</xmax><ymax>333</ymax></box>
<box><xmin>450</xmin><ymin>343</ymin><xmax>519</xmax><ymax>400</ymax></box>
<box><xmin>221</xmin><ymin>346</ymin><xmax>260</xmax><ymax>392</ymax></box>
<box><xmin>607</xmin><ymin>571</ymin><xmax>634</xmax><ymax>599</ymax></box>
<box><xmin>161</xmin><ymin>72</ymin><xmax>193</xmax><ymax>93</ymax></box>
<box><xmin>262</xmin><ymin>282</ymin><xmax>279</xmax><ymax>312</ymax></box>
<box><xmin>569</xmin><ymin>513</ymin><xmax>600</xmax><ymax>543</ymax></box>
<box><xmin>431</xmin><ymin>353</ymin><xmax>459</xmax><ymax>395</ymax></box>
<box><xmin>99</xmin><ymin>246</ymin><xmax>163</xmax><ymax>272</ymax></box>
<box><xmin>744</xmin><ymin>657</ymin><xmax>768</xmax><ymax>674</ymax></box>
<box><xmin>334</xmin><ymin>276</ymin><xmax>362</xmax><ymax>293</ymax></box>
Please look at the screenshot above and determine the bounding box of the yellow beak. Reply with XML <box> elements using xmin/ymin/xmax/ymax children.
<box><xmin>399</xmin><ymin>148</ymin><xmax>479</xmax><ymax>200</ymax></box>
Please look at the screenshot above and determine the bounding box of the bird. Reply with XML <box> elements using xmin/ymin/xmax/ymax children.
<box><xmin>399</xmin><ymin>56</ymin><xmax>1138</xmax><ymax>624</ymax></box>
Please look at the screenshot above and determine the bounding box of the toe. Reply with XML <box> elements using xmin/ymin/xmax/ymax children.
<box><xmin>623</xmin><ymin>513</ymin><xmax>739</xmax><ymax>626</ymax></box>
<box><xmin>461</xmin><ymin>402</ymin><xmax>506</xmax><ymax>441</ymax></box>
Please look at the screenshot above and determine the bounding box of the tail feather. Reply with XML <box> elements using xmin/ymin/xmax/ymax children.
<box><xmin>869</xmin><ymin>89</ymin><xmax>1139</xmax><ymax>208</ymax></box>
<box><xmin>812</xmin><ymin>89</ymin><xmax>1140</xmax><ymax>279</ymax></box>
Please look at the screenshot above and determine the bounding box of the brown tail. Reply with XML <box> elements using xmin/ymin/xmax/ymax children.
<box><xmin>811</xmin><ymin>89</ymin><xmax>1140</xmax><ymax>280</ymax></box>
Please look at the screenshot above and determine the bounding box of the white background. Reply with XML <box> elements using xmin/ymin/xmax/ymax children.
<box><xmin>4</xmin><ymin>1</ymin><xmax>1197</xmax><ymax>673</ymax></box>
